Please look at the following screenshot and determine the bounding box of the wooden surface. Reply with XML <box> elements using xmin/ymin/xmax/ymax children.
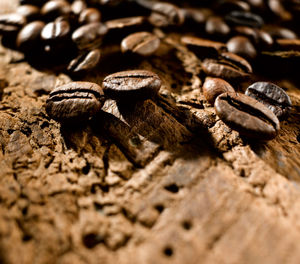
<box><xmin>1</xmin><ymin>1</ymin><xmax>300</xmax><ymax>264</ymax></box>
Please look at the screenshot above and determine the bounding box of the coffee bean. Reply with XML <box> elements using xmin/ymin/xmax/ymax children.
<box><xmin>181</xmin><ymin>36</ymin><xmax>227</xmax><ymax>59</ymax></box>
<box><xmin>202</xmin><ymin>59</ymin><xmax>250</xmax><ymax>80</ymax></box>
<box><xmin>72</xmin><ymin>22</ymin><xmax>108</xmax><ymax>50</ymax></box>
<box><xmin>220</xmin><ymin>52</ymin><xmax>252</xmax><ymax>73</ymax></box>
<box><xmin>202</xmin><ymin>77</ymin><xmax>235</xmax><ymax>105</ymax></box>
<box><xmin>106</xmin><ymin>16</ymin><xmax>145</xmax><ymax>30</ymax></box>
<box><xmin>16</xmin><ymin>20</ymin><xmax>45</xmax><ymax>53</ymax></box>
<box><xmin>148</xmin><ymin>2</ymin><xmax>184</xmax><ymax>27</ymax></box>
<box><xmin>79</xmin><ymin>8</ymin><xmax>101</xmax><ymax>25</ymax></box>
<box><xmin>227</xmin><ymin>36</ymin><xmax>257</xmax><ymax>59</ymax></box>
<box><xmin>217</xmin><ymin>0</ymin><xmax>250</xmax><ymax>13</ymax></box>
<box><xmin>275</xmin><ymin>39</ymin><xmax>300</xmax><ymax>51</ymax></box>
<box><xmin>102</xmin><ymin>70</ymin><xmax>161</xmax><ymax>100</ymax></box>
<box><xmin>41</xmin><ymin>17</ymin><xmax>70</xmax><ymax>43</ymax></box>
<box><xmin>245</xmin><ymin>82</ymin><xmax>292</xmax><ymax>118</ymax></box>
<box><xmin>225</xmin><ymin>11</ymin><xmax>264</xmax><ymax>28</ymax></box>
<box><xmin>205</xmin><ymin>16</ymin><xmax>230</xmax><ymax>38</ymax></box>
<box><xmin>268</xmin><ymin>0</ymin><xmax>292</xmax><ymax>21</ymax></box>
<box><xmin>71</xmin><ymin>0</ymin><xmax>87</xmax><ymax>16</ymax></box>
<box><xmin>46</xmin><ymin>81</ymin><xmax>105</xmax><ymax>122</ymax></box>
<box><xmin>0</xmin><ymin>13</ymin><xmax>27</xmax><ymax>34</ymax></box>
<box><xmin>67</xmin><ymin>49</ymin><xmax>101</xmax><ymax>73</ymax></box>
<box><xmin>41</xmin><ymin>0</ymin><xmax>71</xmax><ymax>21</ymax></box>
<box><xmin>215</xmin><ymin>92</ymin><xmax>280</xmax><ymax>140</ymax></box>
<box><xmin>181</xmin><ymin>7</ymin><xmax>211</xmax><ymax>25</ymax></box>
<box><xmin>17</xmin><ymin>5</ymin><xmax>40</xmax><ymax>22</ymax></box>
<box><xmin>121</xmin><ymin>31</ymin><xmax>160</xmax><ymax>56</ymax></box>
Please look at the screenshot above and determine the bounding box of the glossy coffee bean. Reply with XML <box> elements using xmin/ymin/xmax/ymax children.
<box><xmin>41</xmin><ymin>0</ymin><xmax>71</xmax><ymax>21</ymax></box>
<box><xmin>225</xmin><ymin>11</ymin><xmax>264</xmax><ymax>28</ymax></box>
<box><xmin>215</xmin><ymin>92</ymin><xmax>280</xmax><ymax>140</ymax></box>
<box><xmin>71</xmin><ymin>0</ymin><xmax>87</xmax><ymax>16</ymax></box>
<box><xmin>268</xmin><ymin>0</ymin><xmax>292</xmax><ymax>21</ymax></box>
<box><xmin>72</xmin><ymin>22</ymin><xmax>108</xmax><ymax>50</ymax></box>
<box><xmin>217</xmin><ymin>0</ymin><xmax>250</xmax><ymax>13</ymax></box>
<box><xmin>17</xmin><ymin>5</ymin><xmax>40</xmax><ymax>22</ymax></box>
<box><xmin>102</xmin><ymin>70</ymin><xmax>161</xmax><ymax>100</ymax></box>
<box><xmin>275</xmin><ymin>39</ymin><xmax>300</xmax><ymax>51</ymax></box>
<box><xmin>220</xmin><ymin>52</ymin><xmax>252</xmax><ymax>73</ymax></box>
<box><xmin>46</xmin><ymin>81</ymin><xmax>105</xmax><ymax>122</ymax></box>
<box><xmin>245</xmin><ymin>82</ymin><xmax>292</xmax><ymax>118</ymax></box>
<box><xmin>181</xmin><ymin>36</ymin><xmax>227</xmax><ymax>59</ymax></box>
<box><xmin>67</xmin><ymin>49</ymin><xmax>101</xmax><ymax>73</ymax></box>
<box><xmin>0</xmin><ymin>13</ymin><xmax>26</xmax><ymax>34</ymax></box>
<box><xmin>148</xmin><ymin>2</ymin><xmax>185</xmax><ymax>27</ymax></box>
<box><xmin>181</xmin><ymin>7</ymin><xmax>211</xmax><ymax>25</ymax></box>
<box><xmin>202</xmin><ymin>59</ymin><xmax>250</xmax><ymax>80</ymax></box>
<box><xmin>79</xmin><ymin>8</ymin><xmax>101</xmax><ymax>25</ymax></box>
<box><xmin>16</xmin><ymin>20</ymin><xmax>45</xmax><ymax>53</ymax></box>
<box><xmin>205</xmin><ymin>17</ymin><xmax>230</xmax><ymax>37</ymax></box>
<box><xmin>106</xmin><ymin>16</ymin><xmax>145</xmax><ymax>30</ymax></box>
<box><xmin>41</xmin><ymin>17</ymin><xmax>70</xmax><ymax>43</ymax></box>
<box><xmin>121</xmin><ymin>31</ymin><xmax>160</xmax><ymax>56</ymax></box>
<box><xmin>202</xmin><ymin>77</ymin><xmax>235</xmax><ymax>105</ymax></box>
<box><xmin>263</xmin><ymin>25</ymin><xmax>297</xmax><ymax>40</ymax></box>
<box><xmin>227</xmin><ymin>36</ymin><xmax>257</xmax><ymax>59</ymax></box>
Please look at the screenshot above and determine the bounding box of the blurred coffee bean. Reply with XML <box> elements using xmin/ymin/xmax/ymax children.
<box><xmin>202</xmin><ymin>59</ymin><xmax>250</xmax><ymax>80</ymax></box>
<box><xmin>72</xmin><ymin>22</ymin><xmax>108</xmax><ymax>50</ymax></box>
<box><xmin>148</xmin><ymin>2</ymin><xmax>185</xmax><ymax>27</ymax></box>
<box><xmin>102</xmin><ymin>70</ymin><xmax>161</xmax><ymax>100</ymax></box>
<box><xmin>220</xmin><ymin>52</ymin><xmax>252</xmax><ymax>73</ymax></box>
<box><xmin>79</xmin><ymin>8</ymin><xmax>101</xmax><ymax>25</ymax></box>
<box><xmin>245</xmin><ymin>82</ymin><xmax>292</xmax><ymax>118</ymax></box>
<box><xmin>106</xmin><ymin>16</ymin><xmax>145</xmax><ymax>30</ymax></box>
<box><xmin>46</xmin><ymin>81</ymin><xmax>105</xmax><ymax>122</ymax></box>
<box><xmin>268</xmin><ymin>0</ymin><xmax>292</xmax><ymax>21</ymax></box>
<box><xmin>227</xmin><ymin>36</ymin><xmax>257</xmax><ymax>59</ymax></box>
<box><xmin>71</xmin><ymin>0</ymin><xmax>87</xmax><ymax>16</ymax></box>
<box><xmin>17</xmin><ymin>5</ymin><xmax>40</xmax><ymax>22</ymax></box>
<box><xmin>67</xmin><ymin>49</ymin><xmax>101</xmax><ymax>73</ymax></box>
<box><xmin>217</xmin><ymin>0</ymin><xmax>251</xmax><ymax>13</ymax></box>
<box><xmin>225</xmin><ymin>11</ymin><xmax>264</xmax><ymax>28</ymax></box>
<box><xmin>181</xmin><ymin>36</ymin><xmax>227</xmax><ymax>59</ymax></box>
<box><xmin>181</xmin><ymin>8</ymin><xmax>211</xmax><ymax>26</ymax></box>
<box><xmin>263</xmin><ymin>25</ymin><xmax>297</xmax><ymax>40</ymax></box>
<box><xmin>0</xmin><ymin>13</ymin><xmax>26</xmax><ymax>35</ymax></box>
<box><xmin>16</xmin><ymin>20</ymin><xmax>45</xmax><ymax>53</ymax></box>
<box><xmin>202</xmin><ymin>77</ymin><xmax>235</xmax><ymax>105</ymax></box>
<box><xmin>121</xmin><ymin>31</ymin><xmax>160</xmax><ymax>56</ymax></box>
<box><xmin>41</xmin><ymin>0</ymin><xmax>71</xmax><ymax>21</ymax></box>
<box><xmin>215</xmin><ymin>92</ymin><xmax>280</xmax><ymax>140</ymax></box>
<box><xmin>205</xmin><ymin>16</ymin><xmax>230</xmax><ymax>38</ymax></box>
<box><xmin>41</xmin><ymin>17</ymin><xmax>70</xmax><ymax>43</ymax></box>
<box><xmin>275</xmin><ymin>39</ymin><xmax>300</xmax><ymax>51</ymax></box>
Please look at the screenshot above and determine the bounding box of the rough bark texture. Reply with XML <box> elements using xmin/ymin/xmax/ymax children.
<box><xmin>1</xmin><ymin>1</ymin><xmax>300</xmax><ymax>264</ymax></box>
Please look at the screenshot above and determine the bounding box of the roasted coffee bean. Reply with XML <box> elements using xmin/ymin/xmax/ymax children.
<box><xmin>79</xmin><ymin>8</ymin><xmax>101</xmax><ymax>25</ymax></box>
<box><xmin>181</xmin><ymin>7</ymin><xmax>211</xmax><ymax>25</ymax></box>
<box><xmin>41</xmin><ymin>0</ymin><xmax>71</xmax><ymax>21</ymax></box>
<box><xmin>202</xmin><ymin>59</ymin><xmax>250</xmax><ymax>80</ymax></box>
<box><xmin>67</xmin><ymin>49</ymin><xmax>101</xmax><ymax>72</ymax></box>
<box><xmin>106</xmin><ymin>16</ymin><xmax>145</xmax><ymax>30</ymax></box>
<box><xmin>41</xmin><ymin>17</ymin><xmax>70</xmax><ymax>43</ymax></box>
<box><xmin>275</xmin><ymin>39</ymin><xmax>300</xmax><ymax>51</ymax></box>
<box><xmin>0</xmin><ymin>13</ymin><xmax>26</xmax><ymax>34</ymax></box>
<box><xmin>215</xmin><ymin>92</ymin><xmax>280</xmax><ymax>140</ymax></box>
<box><xmin>205</xmin><ymin>17</ymin><xmax>230</xmax><ymax>37</ymax></box>
<box><xmin>72</xmin><ymin>22</ymin><xmax>108</xmax><ymax>50</ymax></box>
<box><xmin>102</xmin><ymin>70</ymin><xmax>161</xmax><ymax>100</ymax></box>
<box><xmin>16</xmin><ymin>20</ymin><xmax>45</xmax><ymax>53</ymax></box>
<box><xmin>245</xmin><ymin>82</ymin><xmax>292</xmax><ymax>118</ymax></box>
<box><xmin>202</xmin><ymin>77</ymin><xmax>235</xmax><ymax>105</ymax></box>
<box><xmin>181</xmin><ymin>36</ymin><xmax>227</xmax><ymax>59</ymax></box>
<box><xmin>220</xmin><ymin>52</ymin><xmax>252</xmax><ymax>73</ymax></box>
<box><xmin>121</xmin><ymin>31</ymin><xmax>160</xmax><ymax>56</ymax></box>
<box><xmin>227</xmin><ymin>36</ymin><xmax>257</xmax><ymax>59</ymax></box>
<box><xmin>46</xmin><ymin>81</ymin><xmax>105</xmax><ymax>122</ymax></box>
<box><xmin>17</xmin><ymin>5</ymin><xmax>40</xmax><ymax>22</ymax></box>
<box><xmin>148</xmin><ymin>2</ymin><xmax>185</xmax><ymax>27</ymax></box>
<box><xmin>217</xmin><ymin>0</ymin><xmax>250</xmax><ymax>13</ymax></box>
<box><xmin>263</xmin><ymin>25</ymin><xmax>297</xmax><ymax>40</ymax></box>
<box><xmin>71</xmin><ymin>0</ymin><xmax>87</xmax><ymax>16</ymax></box>
<box><xmin>268</xmin><ymin>0</ymin><xmax>292</xmax><ymax>21</ymax></box>
<box><xmin>225</xmin><ymin>11</ymin><xmax>264</xmax><ymax>28</ymax></box>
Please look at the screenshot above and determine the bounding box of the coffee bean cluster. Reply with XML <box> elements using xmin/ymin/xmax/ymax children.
<box><xmin>0</xmin><ymin>0</ymin><xmax>298</xmax><ymax>140</ymax></box>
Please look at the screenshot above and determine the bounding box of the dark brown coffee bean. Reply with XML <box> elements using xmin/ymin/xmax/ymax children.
<box><xmin>41</xmin><ymin>17</ymin><xmax>70</xmax><ymax>43</ymax></box>
<box><xmin>225</xmin><ymin>11</ymin><xmax>264</xmax><ymax>28</ymax></box>
<box><xmin>202</xmin><ymin>77</ymin><xmax>235</xmax><ymax>105</ymax></box>
<box><xmin>71</xmin><ymin>0</ymin><xmax>87</xmax><ymax>16</ymax></box>
<box><xmin>205</xmin><ymin>17</ymin><xmax>230</xmax><ymax>37</ymax></box>
<box><xmin>217</xmin><ymin>0</ymin><xmax>250</xmax><ymax>13</ymax></box>
<box><xmin>268</xmin><ymin>0</ymin><xmax>292</xmax><ymax>21</ymax></box>
<box><xmin>263</xmin><ymin>25</ymin><xmax>297</xmax><ymax>40</ymax></box>
<box><xmin>220</xmin><ymin>52</ymin><xmax>252</xmax><ymax>73</ymax></box>
<box><xmin>0</xmin><ymin>13</ymin><xmax>26</xmax><ymax>34</ymax></box>
<box><xmin>106</xmin><ymin>16</ymin><xmax>145</xmax><ymax>30</ymax></box>
<box><xmin>275</xmin><ymin>39</ymin><xmax>300</xmax><ymax>51</ymax></box>
<box><xmin>215</xmin><ymin>92</ymin><xmax>280</xmax><ymax>140</ymax></box>
<box><xmin>202</xmin><ymin>59</ymin><xmax>250</xmax><ymax>80</ymax></box>
<box><xmin>67</xmin><ymin>49</ymin><xmax>101</xmax><ymax>73</ymax></box>
<box><xmin>181</xmin><ymin>36</ymin><xmax>227</xmax><ymax>59</ymax></box>
<box><xmin>79</xmin><ymin>8</ymin><xmax>101</xmax><ymax>25</ymax></box>
<box><xmin>181</xmin><ymin>7</ymin><xmax>211</xmax><ymax>25</ymax></box>
<box><xmin>46</xmin><ymin>81</ymin><xmax>105</xmax><ymax>122</ymax></box>
<box><xmin>148</xmin><ymin>2</ymin><xmax>184</xmax><ymax>27</ymax></box>
<box><xmin>121</xmin><ymin>31</ymin><xmax>160</xmax><ymax>56</ymax></box>
<box><xmin>245</xmin><ymin>82</ymin><xmax>292</xmax><ymax>118</ymax></box>
<box><xmin>17</xmin><ymin>5</ymin><xmax>40</xmax><ymax>22</ymax></box>
<box><xmin>102</xmin><ymin>70</ymin><xmax>161</xmax><ymax>100</ymax></box>
<box><xmin>227</xmin><ymin>36</ymin><xmax>257</xmax><ymax>59</ymax></box>
<box><xmin>41</xmin><ymin>0</ymin><xmax>71</xmax><ymax>21</ymax></box>
<box><xmin>16</xmin><ymin>20</ymin><xmax>45</xmax><ymax>53</ymax></box>
<box><xmin>72</xmin><ymin>22</ymin><xmax>108</xmax><ymax>50</ymax></box>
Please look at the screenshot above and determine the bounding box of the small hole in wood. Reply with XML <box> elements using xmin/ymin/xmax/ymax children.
<box><xmin>163</xmin><ymin>246</ymin><xmax>174</xmax><ymax>257</ymax></box>
<box><xmin>154</xmin><ymin>204</ymin><xmax>164</xmax><ymax>213</ymax></box>
<box><xmin>164</xmin><ymin>183</ymin><xmax>179</xmax><ymax>193</ymax></box>
<box><xmin>182</xmin><ymin>220</ymin><xmax>192</xmax><ymax>230</ymax></box>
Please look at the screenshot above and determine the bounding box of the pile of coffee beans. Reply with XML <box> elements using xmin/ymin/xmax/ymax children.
<box><xmin>0</xmin><ymin>0</ymin><xmax>298</xmax><ymax>140</ymax></box>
